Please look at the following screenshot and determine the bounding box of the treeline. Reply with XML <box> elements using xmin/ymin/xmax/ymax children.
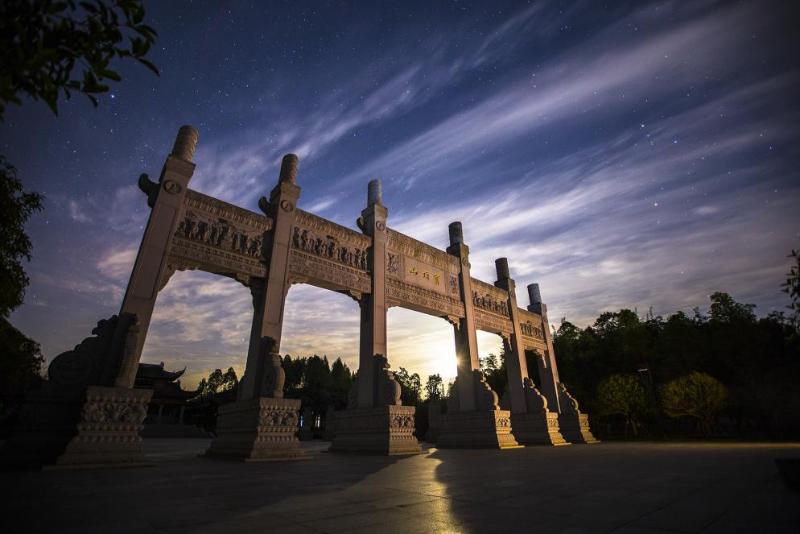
<box><xmin>191</xmin><ymin>355</ymin><xmax>355</xmax><ymax>432</ymax></box>
<box><xmin>553</xmin><ymin>292</ymin><xmax>800</xmax><ymax>439</ymax></box>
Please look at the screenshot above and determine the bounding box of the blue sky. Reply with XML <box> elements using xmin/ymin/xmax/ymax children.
<box><xmin>2</xmin><ymin>0</ymin><xmax>798</xmax><ymax>387</ymax></box>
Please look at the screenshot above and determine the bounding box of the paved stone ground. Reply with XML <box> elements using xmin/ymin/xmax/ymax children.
<box><xmin>2</xmin><ymin>439</ymin><xmax>798</xmax><ymax>533</ymax></box>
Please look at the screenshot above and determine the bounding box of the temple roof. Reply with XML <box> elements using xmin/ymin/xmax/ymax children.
<box><xmin>136</xmin><ymin>362</ymin><xmax>186</xmax><ymax>382</ymax></box>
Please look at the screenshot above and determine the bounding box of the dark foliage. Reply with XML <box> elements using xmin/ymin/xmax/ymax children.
<box><xmin>0</xmin><ymin>0</ymin><xmax>158</xmax><ymax>119</ymax></box>
<box><xmin>554</xmin><ymin>292</ymin><xmax>800</xmax><ymax>439</ymax></box>
<box><xmin>0</xmin><ymin>157</ymin><xmax>42</xmax><ymax>318</ymax></box>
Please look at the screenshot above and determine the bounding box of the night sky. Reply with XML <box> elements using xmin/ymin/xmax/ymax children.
<box><xmin>2</xmin><ymin>1</ymin><xmax>798</xmax><ymax>386</ymax></box>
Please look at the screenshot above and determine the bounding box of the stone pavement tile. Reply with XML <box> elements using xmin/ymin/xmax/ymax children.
<box><xmin>342</xmin><ymin>515</ymin><xmax>449</xmax><ymax>534</ymax></box>
<box><xmin>609</xmin><ymin>525</ymin><xmax>689</xmax><ymax>533</ymax></box>
<box><xmin>400</xmin><ymin>497</ymin><xmax>494</xmax><ymax>520</ymax></box>
<box><xmin>699</xmin><ymin>481</ymin><xmax>800</xmax><ymax>534</ymax></box>
<box><xmin>336</xmin><ymin>485</ymin><xmax>440</xmax><ymax>508</ymax></box>
<box><xmin>527</xmin><ymin>513</ymin><xmax>627</xmax><ymax>534</ymax></box>
<box><xmin>627</xmin><ymin>485</ymin><xmax>743</xmax><ymax>533</ymax></box>
<box><xmin>543</xmin><ymin>493</ymin><xmax>667</xmax><ymax>526</ymax></box>
<box><xmin>298</xmin><ymin>506</ymin><xmax>411</xmax><ymax>533</ymax></box>
<box><xmin>185</xmin><ymin>514</ymin><xmax>322</xmax><ymax>534</ymax></box>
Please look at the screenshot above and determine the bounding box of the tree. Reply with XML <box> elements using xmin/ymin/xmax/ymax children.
<box><xmin>424</xmin><ymin>374</ymin><xmax>444</xmax><ymax>401</ymax></box>
<box><xmin>1</xmin><ymin>0</ymin><xmax>158</xmax><ymax>119</ymax></box>
<box><xmin>221</xmin><ymin>367</ymin><xmax>238</xmax><ymax>392</ymax></box>
<box><xmin>596</xmin><ymin>374</ymin><xmax>650</xmax><ymax>437</ymax></box>
<box><xmin>0</xmin><ymin>1</ymin><xmax>159</xmax><ymax>397</ymax></box>
<box><xmin>394</xmin><ymin>367</ymin><xmax>421</xmax><ymax>406</ymax></box>
<box><xmin>480</xmin><ymin>351</ymin><xmax>508</xmax><ymax>397</ymax></box>
<box><xmin>0</xmin><ymin>157</ymin><xmax>42</xmax><ymax>317</ymax></box>
<box><xmin>661</xmin><ymin>372</ymin><xmax>727</xmax><ymax>437</ymax></box>
<box><xmin>783</xmin><ymin>248</ymin><xmax>800</xmax><ymax>334</ymax></box>
<box><xmin>329</xmin><ymin>357</ymin><xmax>353</xmax><ymax>409</ymax></box>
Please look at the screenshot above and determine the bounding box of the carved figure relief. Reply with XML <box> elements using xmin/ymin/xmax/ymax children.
<box><xmin>449</xmin><ymin>273</ymin><xmax>459</xmax><ymax>295</ymax></box>
<box><xmin>520</xmin><ymin>321</ymin><xmax>544</xmax><ymax>340</ymax></box>
<box><xmin>386</xmin><ymin>278</ymin><xmax>465</xmax><ymax>318</ymax></box>
<box><xmin>292</xmin><ymin>226</ymin><xmax>368</xmax><ymax>270</ymax></box>
<box><xmin>387</xmin><ymin>252</ymin><xmax>400</xmax><ymax>274</ymax></box>
<box><xmin>177</xmin><ymin>211</ymin><xmax>263</xmax><ymax>259</ymax></box>
<box><xmin>472</xmin><ymin>290</ymin><xmax>509</xmax><ymax>317</ymax></box>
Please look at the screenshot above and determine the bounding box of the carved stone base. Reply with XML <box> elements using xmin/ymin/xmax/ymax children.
<box><xmin>206</xmin><ymin>397</ymin><xmax>307</xmax><ymax>461</ymax></box>
<box><xmin>558</xmin><ymin>413</ymin><xmax>600</xmax><ymax>444</ymax></box>
<box><xmin>55</xmin><ymin>386</ymin><xmax>153</xmax><ymax>467</ymax></box>
<box><xmin>330</xmin><ymin>405</ymin><xmax>421</xmax><ymax>455</ymax></box>
<box><xmin>1</xmin><ymin>385</ymin><xmax>152</xmax><ymax>469</ymax></box>
<box><xmin>511</xmin><ymin>411</ymin><xmax>570</xmax><ymax>446</ymax></box>
<box><xmin>437</xmin><ymin>409</ymin><xmax>522</xmax><ymax>449</ymax></box>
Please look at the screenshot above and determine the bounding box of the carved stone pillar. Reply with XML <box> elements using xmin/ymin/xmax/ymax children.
<box><xmin>495</xmin><ymin>261</ymin><xmax>568</xmax><ymax>446</ymax></box>
<box><xmin>356</xmin><ymin>179</ymin><xmax>388</xmax><ymax>408</ymax></box>
<box><xmin>207</xmin><ymin>337</ymin><xmax>307</xmax><ymax>461</ymax></box>
<box><xmin>331</xmin><ymin>355</ymin><xmax>420</xmax><ymax>455</ymax></box>
<box><xmin>206</xmin><ymin>155</ymin><xmax>306</xmax><ymax>462</ymax></box>
<box><xmin>437</xmin><ymin>224</ymin><xmax>520</xmax><ymax>450</ymax></box>
<box><xmin>238</xmin><ymin>154</ymin><xmax>301</xmax><ymax>401</ymax></box>
<box><xmin>526</xmin><ymin>283</ymin><xmax>561</xmax><ymax>414</ymax></box>
<box><xmin>116</xmin><ymin>126</ymin><xmax>199</xmax><ymax>388</ymax></box>
<box><xmin>494</xmin><ymin>258</ymin><xmax>529</xmax><ymax>415</ymax></box>
<box><xmin>527</xmin><ymin>283</ymin><xmax>598</xmax><ymax>444</ymax></box>
<box><xmin>330</xmin><ymin>182</ymin><xmax>420</xmax><ymax>455</ymax></box>
<box><xmin>1</xmin><ymin>128</ymin><xmax>198</xmax><ymax>468</ymax></box>
<box><xmin>446</xmin><ymin>222</ymin><xmax>481</xmax><ymax>412</ymax></box>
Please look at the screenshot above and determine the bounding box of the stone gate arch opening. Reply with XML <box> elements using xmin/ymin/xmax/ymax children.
<box><xmin>138</xmin><ymin>269</ymin><xmax>252</xmax><ymax>434</ymax></box>
<box><xmin>281</xmin><ymin>283</ymin><xmax>360</xmax><ymax>438</ymax></box>
<box><xmin>386</xmin><ymin>307</ymin><xmax>457</xmax><ymax>385</ymax></box>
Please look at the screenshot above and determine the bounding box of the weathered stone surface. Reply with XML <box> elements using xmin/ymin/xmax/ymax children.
<box><xmin>330</xmin><ymin>405</ymin><xmax>421</xmax><ymax>455</ymax></box>
<box><xmin>558</xmin><ymin>383</ymin><xmax>600</xmax><ymax>444</ymax></box>
<box><xmin>437</xmin><ymin>409</ymin><xmax>521</xmax><ymax>449</ymax></box>
<box><xmin>206</xmin><ymin>397</ymin><xmax>307</xmax><ymax>461</ymax></box>
<box><xmin>54</xmin><ymin>385</ymin><xmax>153</xmax><ymax>467</ymax></box>
<box><xmin>511</xmin><ymin>412</ymin><xmax>570</xmax><ymax>446</ymax></box>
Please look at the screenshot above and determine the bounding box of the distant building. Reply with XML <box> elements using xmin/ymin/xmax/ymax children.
<box><xmin>134</xmin><ymin>362</ymin><xmax>203</xmax><ymax>436</ymax></box>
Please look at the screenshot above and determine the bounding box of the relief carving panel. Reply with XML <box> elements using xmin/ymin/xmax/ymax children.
<box><xmin>386</xmin><ymin>278</ymin><xmax>465</xmax><ymax>318</ymax></box>
<box><xmin>386</xmin><ymin>229</ymin><xmax>461</xmax><ymax>273</ymax></box>
<box><xmin>470</xmin><ymin>278</ymin><xmax>510</xmax><ymax>318</ymax></box>
<box><xmin>168</xmin><ymin>189</ymin><xmax>272</xmax><ymax>277</ymax></box>
<box><xmin>288</xmin><ymin>249</ymin><xmax>371</xmax><ymax>294</ymax></box>
<box><xmin>473</xmin><ymin>307</ymin><xmax>513</xmax><ymax>336</ymax></box>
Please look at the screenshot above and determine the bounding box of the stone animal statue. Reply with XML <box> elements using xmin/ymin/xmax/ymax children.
<box><xmin>558</xmin><ymin>382</ymin><xmax>580</xmax><ymax>414</ymax></box>
<box><xmin>259</xmin><ymin>336</ymin><xmax>285</xmax><ymax>398</ymax></box>
<box><xmin>474</xmin><ymin>370</ymin><xmax>499</xmax><ymax>410</ymax></box>
<box><xmin>375</xmin><ymin>355</ymin><xmax>402</xmax><ymax>406</ymax></box>
<box><xmin>523</xmin><ymin>377</ymin><xmax>548</xmax><ymax>414</ymax></box>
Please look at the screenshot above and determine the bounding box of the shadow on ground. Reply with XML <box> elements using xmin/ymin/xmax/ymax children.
<box><xmin>1</xmin><ymin>439</ymin><xmax>798</xmax><ymax>533</ymax></box>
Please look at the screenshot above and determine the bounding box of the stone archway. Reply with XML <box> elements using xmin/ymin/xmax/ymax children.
<box><xmin>2</xmin><ymin>125</ymin><xmax>596</xmax><ymax>468</ymax></box>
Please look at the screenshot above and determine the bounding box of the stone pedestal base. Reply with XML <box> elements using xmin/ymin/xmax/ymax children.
<box><xmin>1</xmin><ymin>385</ymin><xmax>152</xmax><ymax>469</ymax></box>
<box><xmin>511</xmin><ymin>411</ymin><xmax>570</xmax><ymax>446</ymax></box>
<box><xmin>558</xmin><ymin>413</ymin><xmax>600</xmax><ymax>444</ymax></box>
<box><xmin>55</xmin><ymin>386</ymin><xmax>153</xmax><ymax>468</ymax></box>
<box><xmin>206</xmin><ymin>397</ymin><xmax>307</xmax><ymax>461</ymax></box>
<box><xmin>437</xmin><ymin>409</ymin><xmax>521</xmax><ymax>449</ymax></box>
<box><xmin>330</xmin><ymin>405</ymin><xmax>420</xmax><ymax>455</ymax></box>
